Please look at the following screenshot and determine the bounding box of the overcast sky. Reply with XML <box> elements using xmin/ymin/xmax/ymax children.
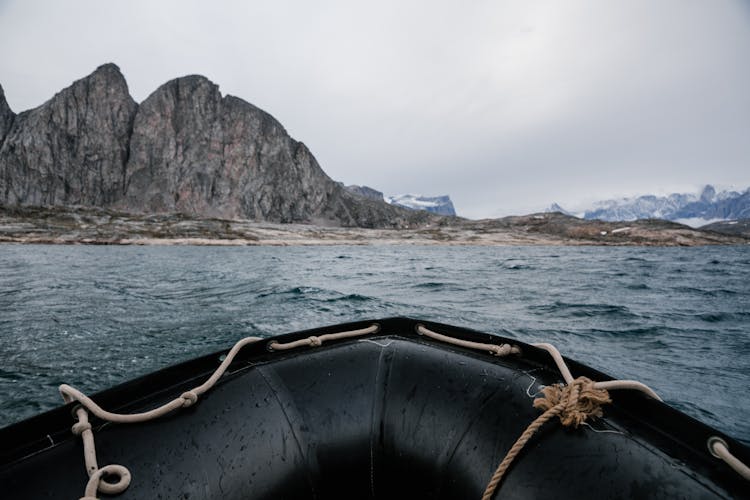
<box><xmin>1</xmin><ymin>0</ymin><xmax>749</xmax><ymax>218</ymax></box>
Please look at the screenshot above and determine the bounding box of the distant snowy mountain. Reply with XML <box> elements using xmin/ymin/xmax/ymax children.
<box><xmin>552</xmin><ymin>185</ymin><xmax>750</xmax><ymax>227</ymax></box>
<box><xmin>386</xmin><ymin>194</ymin><xmax>456</xmax><ymax>216</ymax></box>
<box><xmin>584</xmin><ymin>192</ymin><xmax>695</xmax><ymax>221</ymax></box>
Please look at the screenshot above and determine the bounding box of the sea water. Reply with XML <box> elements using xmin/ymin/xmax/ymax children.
<box><xmin>0</xmin><ymin>244</ymin><xmax>748</xmax><ymax>443</ymax></box>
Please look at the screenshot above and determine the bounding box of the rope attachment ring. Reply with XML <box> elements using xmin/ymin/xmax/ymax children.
<box><xmin>708</xmin><ymin>436</ymin><xmax>750</xmax><ymax>480</ymax></box>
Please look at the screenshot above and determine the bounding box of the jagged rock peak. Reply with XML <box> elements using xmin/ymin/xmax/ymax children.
<box><xmin>121</xmin><ymin>70</ymin><xmax>315</xmax><ymax>220</ymax></box>
<box><xmin>0</xmin><ymin>83</ymin><xmax>12</xmax><ymax>114</ymax></box>
<box><xmin>0</xmin><ymin>63</ymin><xmax>138</xmax><ymax>206</ymax></box>
<box><xmin>153</xmin><ymin>74</ymin><xmax>219</xmax><ymax>98</ymax></box>
<box><xmin>0</xmin><ymin>83</ymin><xmax>15</xmax><ymax>145</ymax></box>
<box><xmin>700</xmin><ymin>184</ymin><xmax>716</xmax><ymax>202</ymax></box>
<box><xmin>54</xmin><ymin>62</ymin><xmax>132</xmax><ymax>107</ymax></box>
<box><xmin>92</xmin><ymin>62</ymin><xmax>125</xmax><ymax>77</ymax></box>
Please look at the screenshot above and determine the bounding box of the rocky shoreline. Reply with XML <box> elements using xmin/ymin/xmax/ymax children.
<box><xmin>1</xmin><ymin>206</ymin><xmax>746</xmax><ymax>246</ymax></box>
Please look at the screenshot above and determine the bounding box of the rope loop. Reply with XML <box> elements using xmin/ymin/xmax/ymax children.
<box><xmin>533</xmin><ymin>376</ymin><xmax>612</xmax><ymax>428</ymax></box>
<box><xmin>180</xmin><ymin>391</ymin><xmax>198</xmax><ymax>407</ymax></box>
<box><xmin>84</xmin><ymin>464</ymin><xmax>131</xmax><ymax>498</ymax></box>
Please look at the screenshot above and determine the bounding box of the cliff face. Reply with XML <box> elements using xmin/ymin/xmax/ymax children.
<box><xmin>0</xmin><ymin>65</ymin><xmax>431</xmax><ymax>228</ymax></box>
<box><xmin>0</xmin><ymin>85</ymin><xmax>14</xmax><ymax>146</ymax></box>
<box><xmin>0</xmin><ymin>64</ymin><xmax>137</xmax><ymax>206</ymax></box>
<box><xmin>345</xmin><ymin>185</ymin><xmax>385</xmax><ymax>201</ymax></box>
<box><xmin>122</xmin><ymin>75</ymin><xmax>338</xmax><ymax>222</ymax></box>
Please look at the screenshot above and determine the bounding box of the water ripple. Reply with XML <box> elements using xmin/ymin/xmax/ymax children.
<box><xmin>0</xmin><ymin>244</ymin><xmax>748</xmax><ymax>445</ymax></box>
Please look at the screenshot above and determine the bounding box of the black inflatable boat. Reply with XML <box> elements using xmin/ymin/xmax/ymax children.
<box><xmin>0</xmin><ymin>317</ymin><xmax>748</xmax><ymax>499</ymax></box>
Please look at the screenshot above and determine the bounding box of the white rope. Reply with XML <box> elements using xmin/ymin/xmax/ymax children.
<box><xmin>60</xmin><ymin>336</ymin><xmax>263</xmax><ymax>423</ymax></box>
<box><xmin>416</xmin><ymin>325</ymin><xmax>521</xmax><ymax>356</ymax></box>
<box><xmin>708</xmin><ymin>437</ymin><xmax>750</xmax><ymax>480</ymax></box>
<box><xmin>61</xmin><ymin>324</ymin><xmax>380</xmax><ymax>499</ymax></box>
<box><xmin>415</xmin><ymin>327</ymin><xmax>659</xmax><ymax>399</ymax></box>
<box><xmin>419</xmin><ymin>329</ymin><xmax>749</xmax><ymax>484</ymax></box>
<box><xmin>531</xmin><ymin>342</ymin><xmax>662</xmax><ymax>401</ymax></box>
<box><xmin>267</xmin><ymin>324</ymin><xmax>379</xmax><ymax>351</ymax></box>
<box><xmin>56</xmin><ymin>321</ymin><xmax>748</xmax><ymax>499</ymax></box>
<box><xmin>61</xmin><ymin>335</ymin><xmax>263</xmax><ymax>499</ymax></box>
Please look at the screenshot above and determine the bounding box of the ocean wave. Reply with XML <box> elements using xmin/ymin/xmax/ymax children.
<box><xmin>322</xmin><ymin>293</ymin><xmax>374</xmax><ymax>303</ymax></box>
<box><xmin>625</xmin><ymin>283</ymin><xmax>650</xmax><ymax>290</ymax></box>
<box><xmin>528</xmin><ymin>302</ymin><xmax>637</xmax><ymax>319</ymax></box>
<box><xmin>695</xmin><ymin>311</ymin><xmax>750</xmax><ymax>323</ymax></box>
<box><xmin>498</xmin><ymin>259</ymin><xmax>532</xmax><ymax>270</ymax></box>
<box><xmin>256</xmin><ymin>286</ymin><xmax>318</xmax><ymax>299</ymax></box>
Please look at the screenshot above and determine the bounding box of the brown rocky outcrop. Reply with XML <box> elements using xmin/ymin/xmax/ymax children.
<box><xmin>0</xmin><ymin>65</ymin><xmax>434</xmax><ymax>228</ymax></box>
<box><xmin>0</xmin><ymin>64</ymin><xmax>137</xmax><ymax>206</ymax></box>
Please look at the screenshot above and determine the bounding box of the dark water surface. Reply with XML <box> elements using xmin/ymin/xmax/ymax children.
<box><xmin>0</xmin><ymin>244</ymin><xmax>748</xmax><ymax>443</ymax></box>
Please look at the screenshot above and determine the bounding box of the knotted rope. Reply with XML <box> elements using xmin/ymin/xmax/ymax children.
<box><xmin>61</xmin><ymin>335</ymin><xmax>264</xmax><ymax>500</ymax></box>
<box><xmin>416</xmin><ymin>325</ymin><xmax>521</xmax><ymax>357</ymax></box>
<box><xmin>60</xmin><ymin>324</ymin><xmax>380</xmax><ymax>500</ymax></box>
<box><xmin>52</xmin><ymin>322</ymin><xmax>747</xmax><ymax>499</ymax></box>
<box><xmin>267</xmin><ymin>324</ymin><xmax>378</xmax><ymax>351</ymax></box>
<box><xmin>482</xmin><ymin>376</ymin><xmax>611</xmax><ymax>500</ymax></box>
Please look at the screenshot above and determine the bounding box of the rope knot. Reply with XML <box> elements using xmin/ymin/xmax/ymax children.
<box><xmin>488</xmin><ymin>344</ymin><xmax>512</xmax><ymax>356</ymax></box>
<box><xmin>180</xmin><ymin>391</ymin><xmax>198</xmax><ymax>407</ymax></box>
<box><xmin>533</xmin><ymin>376</ymin><xmax>611</xmax><ymax>428</ymax></box>
<box><xmin>71</xmin><ymin>421</ymin><xmax>92</xmax><ymax>435</ymax></box>
<box><xmin>307</xmin><ymin>336</ymin><xmax>322</xmax><ymax>347</ymax></box>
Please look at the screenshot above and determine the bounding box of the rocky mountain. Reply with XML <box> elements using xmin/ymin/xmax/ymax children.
<box><xmin>386</xmin><ymin>194</ymin><xmax>457</xmax><ymax>216</ymax></box>
<box><xmin>346</xmin><ymin>187</ymin><xmax>458</xmax><ymax>216</ymax></box>
<box><xmin>672</xmin><ymin>186</ymin><xmax>750</xmax><ymax>221</ymax></box>
<box><xmin>553</xmin><ymin>185</ymin><xmax>750</xmax><ymax>226</ymax></box>
<box><xmin>344</xmin><ymin>184</ymin><xmax>384</xmax><ymax>201</ymax></box>
<box><xmin>0</xmin><ymin>85</ymin><xmax>14</xmax><ymax>147</ymax></box>
<box><xmin>0</xmin><ymin>64</ymin><xmax>435</xmax><ymax>228</ymax></box>
<box><xmin>0</xmin><ymin>65</ymin><xmax>137</xmax><ymax>206</ymax></box>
